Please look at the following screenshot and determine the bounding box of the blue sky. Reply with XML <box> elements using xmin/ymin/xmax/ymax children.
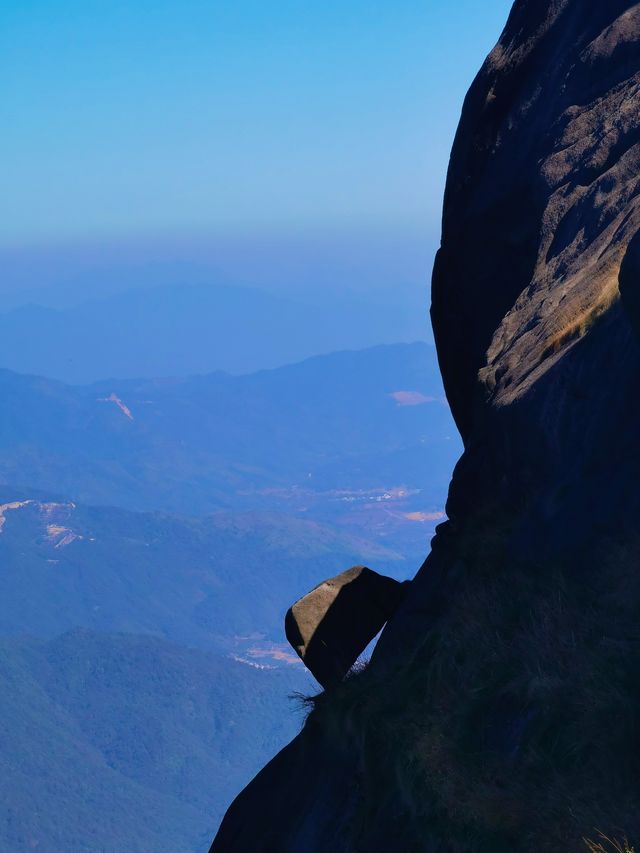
<box><xmin>3</xmin><ymin>0</ymin><xmax>513</xmax><ymax>251</ymax></box>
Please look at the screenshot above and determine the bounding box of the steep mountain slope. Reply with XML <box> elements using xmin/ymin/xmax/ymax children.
<box><xmin>0</xmin><ymin>631</ymin><xmax>308</xmax><ymax>852</ymax></box>
<box><xmin>211</xmin><ymin>3</ymin><xmax>640</xmax><ymax>851</ymax></box>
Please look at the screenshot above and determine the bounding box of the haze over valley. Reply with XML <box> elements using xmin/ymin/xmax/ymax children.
<box><xmin>0</xmin><ymin>286</ymin><xmax>460</xmax><ymax>849</ymax></box>
<box><xmin>1</xmin><ymin>0</ymin><xmax>516</xmax><ymax>847</ymax></box>
<box><xmin>0</xmin><ymin>282</ymin><xmax>433</xmax><ymax>382</ymax></box>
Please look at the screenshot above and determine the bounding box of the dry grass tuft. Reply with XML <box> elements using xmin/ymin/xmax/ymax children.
<box><xmin>541</xmin><ymin>281</ymin><xmax>618</xmax><ymax>358</ymax></box>
<box><xmin>584</xmin><ymin>831</ymin><xmax>635</xmax><ymax>852</ymax></box>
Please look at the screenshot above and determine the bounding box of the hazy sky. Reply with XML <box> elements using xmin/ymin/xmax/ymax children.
<box><xmin>4</xmin><ymin>1</ymin><xmax>513</xmax><ymax>251</ymax></box>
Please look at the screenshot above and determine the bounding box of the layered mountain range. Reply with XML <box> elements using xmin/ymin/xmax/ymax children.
<box><xmin>0</xmin><ymin>342</ymin><xmax>457</xmax><ymax>850</ymax></box>
<box><xmin>0</xmin><ymin>342</ymin><xmax>453</xmax><ymax>524</ymax></box>
<box><xmin>211</xmin><ymin>2</ymin><xmax>640</xmax><ymax>850</ymax></box>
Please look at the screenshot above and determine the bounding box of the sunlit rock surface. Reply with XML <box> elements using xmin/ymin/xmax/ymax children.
<box><xmin>285</xmin><ymin>566</ymin><xmax>408</xmax><ymax>689</ymax></box>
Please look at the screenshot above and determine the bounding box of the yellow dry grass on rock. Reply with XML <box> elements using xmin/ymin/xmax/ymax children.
<box><xmin>541</xmin><ymin>281</ymin><xmax>619</xmax><ymax>360</ymax></box>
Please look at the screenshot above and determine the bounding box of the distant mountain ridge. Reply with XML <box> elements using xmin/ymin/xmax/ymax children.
<box><xmin>0</xmin><ymin>283</ymin><xmax>430</xmax><ymax>382</ymax></box>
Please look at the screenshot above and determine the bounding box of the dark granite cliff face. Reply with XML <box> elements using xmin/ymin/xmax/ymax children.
<box><xmin>210</xmin><ymin>2</ymin><xmax>640</xmax><ymax>851</ymax></box>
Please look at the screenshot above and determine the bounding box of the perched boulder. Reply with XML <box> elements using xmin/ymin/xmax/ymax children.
<box><xmin>285</xmin><ymin>566</ymin><xmax>408</xmax><ymax>689</ymax></box>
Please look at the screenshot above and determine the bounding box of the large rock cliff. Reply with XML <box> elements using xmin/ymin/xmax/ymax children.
<box><xmin>210</xmin><ymin>2</ymin><xmax>640</xmax><ymax>850</ymax></box>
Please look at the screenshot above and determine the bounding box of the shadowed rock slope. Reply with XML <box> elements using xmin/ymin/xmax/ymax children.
<box><xmin>210</xmin><ymin>2</ymin><xmax>640</xmax><ymax>850</ymax></box>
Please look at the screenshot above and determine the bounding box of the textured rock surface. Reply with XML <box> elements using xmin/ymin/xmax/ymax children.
<box><xmin>210</xmin><ymin>2</ymin><xmax>640</xmax><ymax>850</ymax></box>
<box><xmin>285</xmin><ymin>566</ymin><xmax>408</xmax><ymax>689</ymax></box>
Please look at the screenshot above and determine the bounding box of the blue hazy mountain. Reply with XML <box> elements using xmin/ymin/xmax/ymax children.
<box><xmin>0</xmin><ymin>284</ymin><xmax>431</xmax><ymax>383</ymax></box>
<box><xmin>0</xmin><ymin>343</ymin><xmax>459</xmax><ymax>552</ymax></box>
<box><xmin>0</xmin><ymin>341</ymin><xmax>460</xmax><ymax>851</ymax></box>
